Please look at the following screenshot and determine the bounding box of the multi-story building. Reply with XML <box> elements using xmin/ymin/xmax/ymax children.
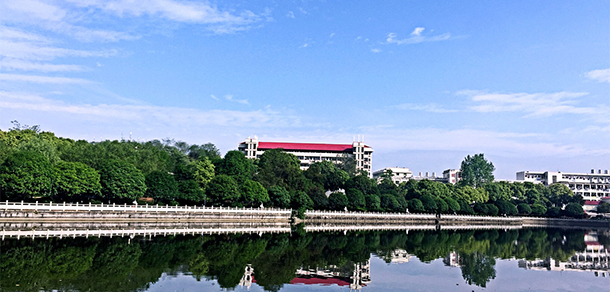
<box><xmin>372</xmin><ymin>167</ymin><xmax>413</xmax><ymax>184</ymax></box>
<box><xmin>238</xmin><ymin>136</ymin><xmax>373</xmax><ymax>176</ymax></box>
<box><xmin>442</xmin><ymin>169</ymin><xmax>461</xmax><ymax>185</ymax></box>
<box><xmin>516</xmin><ymin>169</ymin><xmax>610</xmax><ymax>201</ymax></box>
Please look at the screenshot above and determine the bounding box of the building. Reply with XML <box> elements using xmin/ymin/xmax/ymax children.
<box><xmin>516</xmin><ymin>169</ymin><xmax>610</xmax><ymax>201</ymax></box>
<box><xmin>239</xmin><ymin>136</ymin><xmax>373</xmax><ymax>176</ymax></box>
<box><xmin>442</xmin><ymin>169</ymin><xmax>461</xmax><ymax>185</ymax></box>
<box><xmin>372</xmin><ymin>167</ymin><xmax>413</xmax><ymax>184</ymax></box>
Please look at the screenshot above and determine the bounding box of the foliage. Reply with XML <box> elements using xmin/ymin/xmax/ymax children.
<box><xmin>255</xmin><ymin>149</ymin><xmax>305</xmax><ymax>191</ymax></box>
<box><xmin>308</xmin><ymin>185</ymin><xmax>329</xmax><ymax>210</ymax></box>
<box><xmin>267</xmin><ymin>186</ymin><xmax>291</xmax><ymax>208</ymax></box>
<box><xmin>517</xmin><ymin>203</ymin><xmax>532</xmax><ymax>215</ymax></box>
<box><xmin>445</xmin><ymin>197</ymin><xmax>461</xmax><ymax>213</ymax></box>
<box><xmin>206</xmin><ymin>174</ymin><xmax>240</xmax><ymax>206</ymax></box>
<box><xmin>290</xmin><ymin>190</ymin><xmax>313</xmax><ymax>209</ymax></box>
<box><xmin>598</xmin><ymin>202</ymin><xmax>610</xmax><ymax>213</ymax></box>
<box><xmin>328</xmin><ymin>192</ymin><xmax>349</xmax><ymax>210</ymax></box>
<box><xmin>53</xmin><ymin>161</ymin><xmax>101</xmax><ymax>201</ymax></box>
<box><xmin>176</xmin><ymin>180</ymin><xmax>206</xmax><ymax>204</ymax></box>
<box><xmin>459</xmin><ymin>153</ymin><xmax>495</xmax><ymax>188</ymax></box>
<box><xmin>459</xmin><ymin>252</ymin><xmax>496</xmax><ymax>287</ymax></box>
<box><xmin>216</xmin><ymin>150</ymin><xmax>252</xmax><ymax>184</ymax></box>
<box><xmin>241</xmin><ymin>180</ymin><xmax>269</xmax><ymax>207</ymax></box>
<box><xmin>192</xmin><ymin>158</ymin><xmax>215</xmax><ymax>191</ymax></box>
<box><xmin>420</xmin><ymin>195</ymin><xmax>438</xmax><ymax>213</ymax></box>
<box><xmin>365</xmin><ymin>194</ymin><xmax>381</xmax><ymax>211</ymax></box>
<box><xmin>346</xmin><ymin>188</ymin><xmax>366</xmax><ymax>211</ymax></box>
<box><xmin>145</xmin><ymin>170</ymin><xmax>179</xmax><ymax>202</ymax></box>
<box><xmin>305</xmin><ymin>161</ymin><xmax>349</xmax><ymax>191</ymax></box>
<box><xmin>531</xmin><ymin>203</ymin><xmax>547</xmax><ymax>216</ymax></box>
<box><xmin>97</xmin><ymin>160</ymin><xmax>147</xmax><ymax>202</ymax></box>
<box><xmin>380</xmin><ymin>194</ymin><xmax>400</xmax><ymax>212</ymax></box>
<box><xmin>546</xmin><ymin>206</ymin><xmax>561</xmax><ymax>217</ymax></box>
<box><xmin>494</xmin><ymin>200</ymin><xmax>518</xmax><ymax>216</ymax></box>
<box><xmin>564</xmin><ymin>202</ymin><xmax>584</xmax><ymax>218</ymax></box>
<box><xmin>408</xmin><ymin>198</ymin><xmax>425</xmax><ymax>213</ymax></box>
<box><xmin>0</xmin><ymin>151</ymin><xmax>54</xmax><ymax>200</ymax></box>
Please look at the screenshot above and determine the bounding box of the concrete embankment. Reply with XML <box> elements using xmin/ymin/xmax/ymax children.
<box><xmin>304</xmin><ymin>210</ymin><xmax>610</xmax><ymax>230</ymax></box>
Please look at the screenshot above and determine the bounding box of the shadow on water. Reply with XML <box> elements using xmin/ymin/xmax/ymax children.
<box><xmin>1</xmin><ymin>225</ymin><xmax>608</xmax><ymax>291</ymax></box>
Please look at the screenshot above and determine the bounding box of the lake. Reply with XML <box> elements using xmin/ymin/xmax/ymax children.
<box><xmin>1</xmin><ymin>226</ymin><xmax>609</xmax><ymax>291</ymax></box>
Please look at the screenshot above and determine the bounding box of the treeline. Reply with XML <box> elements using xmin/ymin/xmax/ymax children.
<box><xmin>0</xmin><ymin>228</ymin><xmax>593</xmax><ymax>291</ymax></box>
<box><xmin>0</xmin><ymin>123</ymin><xmax>585</xmax><ymax>218</ymax></box>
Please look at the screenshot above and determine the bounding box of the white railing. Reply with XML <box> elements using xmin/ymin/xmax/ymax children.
<box><xmin>305</xmin><ymin>210</ymin><xmax>437</xmax><ymax>219</ymax></box>
<box><xmin>1</xmin><ymin>225</ymin><xmax>291</xmax><ymax>240</ymax></box>
<box><xmin>1</xmin><ymin>200</ymin><xmax>292</xmax><ymax>215</ymax></box>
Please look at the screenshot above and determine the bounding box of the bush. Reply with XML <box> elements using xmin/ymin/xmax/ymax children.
<box><xmin>380</xmin><ymin>194</ymin><xmax>400</xmax><ymax>212</ymax></box>
<box><xmin>546</xmin><ymin>206</ymin><xmax>561</xmax><ymax>217</ymax></box>
<box><xmin>495</xmin><ymin>200</ymin><xmax>518</xmax><ymax>216</ymax></box>
<box><xmin>517</xmin><ymin>203</ymin><xmax>532</xmax><ymax>215</ymax></box>
<box><xmin>486</xmin><ymin>204</ymin><xmax>499</xmax><ymax>216</ymax></box>
<box><xmin>531</xmin><ymin>204</ymin><xmax>547</xmax><ymax>216</ymax></box>
<box><xmin>564</xmin><ymin>202</ymin><xmax>584</xmax><ymax>218</ymax></box>
<box><xmin>420</xmin><ymin>195</ymin><xmax>438</xmax><ymax>213</ymax></box>
<box><xmin>445</xmin><ymin>197</ymin><xmax>461</xmax><ymax>213</ymax></box>
<box><xmin>328</xmin><ymin>192</ymin><xmax>348</xmax><ymax>211</ymax></box>
<box><xmin>597</xmin><ymin>202</ymin><xmax>610</xmax><ymax>213</ymax></box>
<box><xmin>435</xmin><ymin>198</ymin><xmax>449</xmax><ymax>214</ymax></box>
<box><xmin>365</xmin><ymin>194</ymin><xmax>381</xmax><ymax>211</ymax></box>
<box><xmin>458</xmin><ymin>199</ymin><xmax>475</xmax><ymax>215</ymax></box>
<box><xmin>346</xmin><ymin>188</ymin><xmax>366</xmax><ymax>211</ymax></box>
<box><xmin>473</xmin><ymin>202</ymin><xmax>488</xmax><ymax>215</ymax></box>
<box><xmin>408</xmin><ymin>199</ymin><xmax>425</xmax><ymax>213</ymax></box>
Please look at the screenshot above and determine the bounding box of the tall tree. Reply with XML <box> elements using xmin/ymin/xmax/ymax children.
<box><xmin>205</xmin><ymin>174</ymin><xmax>240</xmax><ymax>206</ymax></box>
<box><xmin>254</xmin><ymin>149</ymin><xmax>305</xmax><ymax>191</ymax></box>
<box><xmin>53</xmin><ymin>161</ymin><xmax>101</xmax><ymax>202</ymax></box>
<box><xmin>217</xmin><ymin>150</ymin><xmax>253</xmax><ymax>185</ymax></box>
<box><xmin>459</xmin><ymin>154</ymin><xmax>495</xmax><ymax>188</ymax></box>
<box><xmin>97</xmin><ymin>160</ymin><xmax>147</xmax><ymax>203</ymax></box>
<box><xmin>0</xmin><ymin>151</ymin><xmax>54</xmax><ymax>200</ymax></box>
<box><xmin>145</xmin><ymin>170</ymin><xmax>179</xmax><ymax>203</ymax></box>
<box><xmin>241</xmin><ymin>180</ymin><xmax>269</xmax><ymax>207</ymax></box>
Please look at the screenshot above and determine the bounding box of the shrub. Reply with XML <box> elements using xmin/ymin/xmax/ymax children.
<box><xmin>517</xmin><ymin>203</ymin><xmax>532</xmax><ymax>215</ymax></box>
<box><xmin>408</xmin><ymin>199</ymin><xmax>425</xmax><ymax>213</ymax></box>
<box><xmin>531</xmin><ymin>204</ymin><xmax>547</xmax><ymax>216</ymax></box>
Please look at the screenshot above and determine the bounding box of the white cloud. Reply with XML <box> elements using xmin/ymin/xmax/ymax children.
<box><xmin>0</xmin><ymin>58</ymin><xmax>85</xmax><ymax>72</ymax></box>
<box><xmin>371</xmin><ymin>48</ymin><xmax>382</xmax><ymax>53</ymax></box>
<box><xmin>459</xmin><ymin>90</ymin><xmax>603</xmax><ymax>117</ymax></box>
<box><xmin>329</xmin><ymin>33</ymin><xmax>335</xmax><ymax>38</ymax></box>
<box><xmin>0</xmin><ymin>91</ymin><xmax>292</xmax><ymax>128</ymax></box>
<box><xmin>386</xmin><ymin>30</ymin><xmax>451</xmax><ymax>45</ymax></box>
<box><xmin>286</xmin><ymin>11</ymin><xmax>295</xmax><ymax>18</ymax></box>
<box><xmin>0</xmin><ymin>73</ymin><xmax>92</xmax><ymax>84</ymax></box>
<box><xmin>210</xmin><ymin>94</ymin><xmax>219</xmax><ymax>100</ymax></box>
<box><xmin>585</xmin><ymin>68</ymin><xmax>610</xmax><ymax>83</ymax></box>
<box><xmin>224</xmin><ymin>94</ymin><xmax>249</xmax><ymax>105</ymax></box>
<box><xmin>394</xmin><ymin>103</ymin><xmax>457</xmax><ymax>113</ymax></box>
<box><xmin>298</xmin><ymin>7</ymin><xmax>308</xmax><ymax>15</ymax></box>
<box><xmin>411</xmin><ymin>27</ymin><xmax>425</xmax><ymax>36</ymax></box>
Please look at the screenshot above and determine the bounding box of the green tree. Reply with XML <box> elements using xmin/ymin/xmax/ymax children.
<box><xmin>486</xmin><ymin>204</ymin><xmax>499</xmax><ymax>216</ymax></box>
<box><xmin>517</xmin><ymin>203</ymin><xmax>532</xmax><ymax>215</ymax></box>
<box><xmin>290</xmin><ymin>190</ymin><xmax>313</xmax><ymax>209</ymax></box>
<box><xmin>380</xmin><ymin>194</ymin><xmax>400</xmax><ymax>212</ymax></box>
<box><xmin>459</xmin><ymin>252</ymin><xmax>497</xmax><ymax>288</ymax></box>
<box><xmin>98</xmin><ymin>160</ymin><xmax>147</xmax><ymax>202</ymax></box>
<box><xmin>365</xmin><ymin>194</ymin><xmax>381</xmax><ymax>211</ymax></box>
<box><xmin>176</xmin><ymin>180</ymin><xmax>205</xmax><ymax>204</ymax></box>
<box><xmin>546</xmin><ymin>206</ymin><xmax>561</xmax><ymax>217</ymax></box>
<box><xmin>267</xmin><ymin>186</ymin><xmax>291</xmax><ymax>208</ymax></box>
<box><xmin>531</xmin><ymin>203</ymin><xmax>547</xmax><ymax>216</ymax></box>
<box><xmin>346</xmin><ymin>188</ymin><xmax>366</xmax><ymax>211</ymax></box>
<box><xmin>435</xmin><ymin>197</ymin><xmax>449</xmax><ymax>214</ymax></box>
<box><xmin>564</xmin><ymin>202</ymin><xmax>584</xmax><ymax>218</ymax></box>
<box><xmin>241</xmin><ymin>180</ymin><xmax>269</xmax><ymax>207</ymax></box>
<box><xmin>192</xmin><ymin>158</ymin><xmax>215</xmax><ymax>191</ymax></box>
<box><xmin>255</xmin><ymin>149</ymin><xmax>305</xmax><ymax>191</ymax></box>
<box><xmin>53</xmin><ymin>161</ymin><xmax>101</xmax><ymax>202</ymax></box>
<box><xmin>597</xmin><ymin>202</ymin><xmax>610</xmax><ymax>213</ymax></box>
<box><xmin>308</xmin><ymin>185</ymin><xmax>329</xmax><ymax>210</ymax></box>
<box><xmin>445</xmin><ymin>197</ymin><xmax>461</xmax><ymax>213</ymax></box>
<box><xmin>217</xmin><ymin>150</ymin><xmax>253</xmax><ymax>185</ymax></box>
<box><xmin>420</xmin><ymin>195</ymin><xmax>438</xmax><ymax>213</ymax></box>
<box><xmin>494</xmin><ymin>200</ymin><xmax>518</xmax><ymax>216</ymax></box>
<box><xmin>485</xmin><ymin>182</ymin><xmax>511</xmax><ymax>202</ymax></box>
<box><xmin>345</xmin><ymin>175</ymin><xmax>379</xmax><ymax>196</ymax></box>
<box><xmin>548</xmin><ymin>184</ymin><xmax>578</xmax><ymax>207</ymax></box>
<box><xmin>304</xmin><ymin>161</ymin><xmax>349</xmax><ymax>191</ymax></box>
<box><xmin>328</xmin><ymin>192</ymin><xmax>349</xmax><ymax>211</ymax></box>
<box><xmin>0</xmin><ymin>151</ymin><xmax>54</xmax><ymax>201</ymax></box>
<box><xmin>408</xmin><ymin>198</ymin><xmax>425</xmax><ymax>213</ymax></box>
<box><xmin>205</xmin><ymin>175</ymin><xmax>240</xmax><ymax>206</ymax></box>
<box><xmin>459</xmin><ymin>154</ymin><xmax>495</xmax><ymax>188</ymax></box>
<box><xmin>145</xmin><ymin>170</ymin><xmax>179</xmax><ymax>203</ymax></box>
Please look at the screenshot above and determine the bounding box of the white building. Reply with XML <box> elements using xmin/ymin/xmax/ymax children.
<box><xmin>516</xmin><ymin>169</ymin><xmax>610</xmax><ymax>201</ymax></box>
<box><xmin>442</xmin><ymin>169</ymin><xmax>461</xmax><ymax>185</ymax></box>
<box><xmin>372</xmin><ymin>167</ymin><xmax>413</xmax><ymax>184</ymax></box>
<box><xmin>239</xmin><ymin>136</ymin><xmax>373</xmax><ymax>176</ymax></box>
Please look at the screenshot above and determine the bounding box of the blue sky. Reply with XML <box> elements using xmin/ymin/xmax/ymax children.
<box><xmin>0</xmin><ymin>0</ymin><xmax>608</xmax><ymax>179</ymax></box>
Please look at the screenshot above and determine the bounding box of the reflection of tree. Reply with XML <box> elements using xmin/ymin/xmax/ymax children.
<box><xmin>459</xmin><ymin>252</ymin><xmax>497</xmax><ymax>288</ymax></box>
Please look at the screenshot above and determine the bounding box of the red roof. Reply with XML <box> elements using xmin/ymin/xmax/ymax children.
<box><xmin>584</xmin><ymin>201</ymin><xmax>600</xmax><ymax>205</ymax></box>
<box><xmin>290</xmin><ymin>277</ymin><xmax>351</xmax><ymax>286</ymax></box>
<box><xmin>257</xmin><ymin>142</ymin><xmax>359</xmax><ymax>152</ymax></box>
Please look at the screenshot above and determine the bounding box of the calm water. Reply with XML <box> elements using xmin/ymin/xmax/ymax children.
<box><xmin>1</xmin><ymin>227</ymin><xmax>609</xmax><ymax>292</ymax></box>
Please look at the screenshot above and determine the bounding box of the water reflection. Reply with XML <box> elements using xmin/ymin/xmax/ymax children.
<box><xmin>1</xmin><ymin>227</ymin><xmax>608</xmax><ymax>291</ymax></box>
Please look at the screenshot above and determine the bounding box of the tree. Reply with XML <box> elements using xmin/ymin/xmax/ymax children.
<box><xmin>217</xmin><ymin>150</ymin><xmax>252</xmax><ymax>185</ymax></box>
<box><xmin>459</xmin><ymin>252</ymin><xmax>497</xmax><ymax>288</ymax></box>
<box><xmin>304</xmin><ymin>161</ymin><xmax>349</xmax><ymax>191</ymax></box>
<box><xmin>97</xmin><ymin>160</ymin><xmax>146</xmax><ymax>202</ymax></box>
<box><xmin>309</xmin><ymin>186</ymin><xmax>329</xmax><ymax>210</ymax></box>
<box><xmin>597</xmin><ymin>202</ymin><xmax>610</xmax><ymax>213</ymax></box>
<box><xmin>408</xmin><ymin>199</ymin><xmax>425</xmax><ymax>213</ymax></box>
<box><xmin>473</xmin><ymin>202</ymin><xmax>488</xmax><ymax>215</ymax></box>
<box><xmin>494</xmin><ymin>200</ymin><xmax>518</xmax><ymax>216</ymax></box>
<box><xmin>241</xmin><ymin>180</ymin><xmax>269</xmax><ymax>207</ymax></box>
<box><xmin>420</xmin><ymin>195</ymin><xmax>438</xmax><ymax>213</ymax></box>
<box><xmin>53</xmin><ymin>161</ymin><xmax>101</xmax><ymax>202</ymax></box>
<box><xmin>459</xmin><ymin>154</ymin><xmax>495</xmax><ymax>188</ymax></box>
<box><xmin>0</xmin><ymin>151</ymin><xmax>54</xmax><ymax>201</ymax></box>
<box><xmin>290</xmin><ymin>190</ymin><xmax>313</xmax><ymax>209</ymax></box>
<box><xmin>188</xmin><ymin>143</ymin><xmax>221</xmax><ymax>161</ymax></box>
<box><xmin>485</xmin><ymin>204</ymin><xmax>499</xmax><ymax>216</ymax></box>
<box><xmin>346</xmin><ymin>188</ymin><xmax>366</xmax><ymax>211</ymax></box>
<box><xmin>435</xmin><ymin>197</ymin><xmax>449</xmax><ymax>214</ymax></box>
<box><xmin>548</xmin><ymin>184</ymin><xmax>578</xmax><ymax>207</ymax></box>
<box><xmin>345</xmin><ymin>175</ymin><xmax>379</xmax><ymax>197</ymax></box>
<box><xmin>255</xmin><ymin>149</ymin><xmax>305</xmax><ymax>191</ymax></box>
<box><xmin>205</xmin><ymin>174</ymin><xmax>240</xmax><ymax>206</ymax></box>
<box><xmin>380</xmin><ymin>194</ymin><xmax>400</xmax><ymax>212</ymax></box>
<box><xmin>546</xmin><ymin>206</ymin><xmax>561</xmax><ymax>217</ymax></box>
<box><xmin>517</xmin><ymin>203</ymin><xmax>532</xmax><ymax>215</ymax></box>
<box><xmin>328</xmin><ymin>192</ymin><xmax>349</xmax><ymax>211</ymax></box>
<box><xmin>445</xmin><ymin>197</ymin><xmax>461</xmax><ymax>213</ymax></box>
<box><xmin>485</xmin><ymin>182</ymin><xmax>511</xmax><ymax>202</ymax></box>
<box><xmin>564</xmin><ymin>202</ymin><xmax>584</xmax><ymax>218</ymax></box>
<box><xmin>267</xmin><ymin>186</ymin><xmax>291</xmax><ymax>208</ymax></box>
<box><xmin>531</xmin><ymin>204</ymin><xmax>547</xmax><ymax>216</ymax></box>
<box><xmin>177</xmin><ymin>180</ymin><xmax>205</xmax><ymax>204</ymax></box>
<box><xmin>365</xmin><ymin>194</ymin><xmax>381</xmax><ymax>211</ymax></box>
<box><xmin>145</xmin><ymin>170</ymin><xmax>179</xmax><ymax>202</ymax></box>
<box><xmin>192</xmin><ymin>158</ymin><xmax>215</xmax><ymax>191</ymax></box>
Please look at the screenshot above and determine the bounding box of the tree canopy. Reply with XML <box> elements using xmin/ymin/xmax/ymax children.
<box><xmin>459</xmin><ymin>154</ymin><xmax>495</xmax><ymax>188</ymax></box>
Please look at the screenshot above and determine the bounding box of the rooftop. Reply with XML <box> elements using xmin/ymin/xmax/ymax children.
<box><xmin>255</xmin><ymin>142</ymin><xmax>371</xmax><ymax>152</ymax></box>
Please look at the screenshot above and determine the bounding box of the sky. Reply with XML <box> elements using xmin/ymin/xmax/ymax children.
<box><xmin>0</xmin><ymin>0</ymin><xmax>608</xmax><ymax>179</ymax></box>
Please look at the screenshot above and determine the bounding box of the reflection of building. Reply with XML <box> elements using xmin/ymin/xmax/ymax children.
<box><xmin>518</xmin><ymin>232</ymin><xmax>610</xmax><ymax>277</ymax></box>
<box><xmin>389</xmin><ymin>249</ymin><xmax>412</xmax><ymax>264</ymax></box>
<box><xmin>239</xmin><ymin>136</ymin><xmax>373</xmax><ymax>176</ymax></box>
<box><xmin>443</xmin><ymin>251</ymin><xmax>461</xmax><ymax>267</ymax></box>
<box><xmin>372</xmin><ymin>167</ymin><xmax>413</xmax><ymax>184</ymax></box>
<box><xmin>238</xmin><ymin>264</ymin><xmax>254</xmax><ymax>290</ymax></box>
<box><xmin>516</xmin><ymin>169</ymin><xmax>610</xmax><ymax>201</ymax></box>
<box><xmin>293</xmin><ymin>260</ymin><xmax>371</xmax><ymax>290</ymax></box>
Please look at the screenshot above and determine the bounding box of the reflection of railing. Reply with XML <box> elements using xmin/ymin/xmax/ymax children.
<box><xmin>305</xmin><ymin>224</ymin><xmax>523</xmax><ymax>232</ymax></box>
<box><xmin>1</xmin><ymin>223</ymin><xmax>291</xmax><ymax>240</ymax></box>
<box><xmin>0</xmin><ymin>200</ymin><xmax>292</xmax><ymax>214</ymax></box>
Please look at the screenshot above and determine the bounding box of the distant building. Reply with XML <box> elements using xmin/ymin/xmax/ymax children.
<box><xmin>442</xmin><ymin>169</ymin><xmax>461</xmax><ymax>185</ymax></box>
<box><xmin>238</xmin><ymin>136</ymin><xmax>373</xmax><ymax>176</ymax></box>
<box><xmin>372</xmin><ymin>167</ymin><xmax>413</xmax><ymax>184</ymax></box>
<box><xmin>516</xmin><ymin>169</ymin><xmax>610</xmax><ymax>201</ymax></box>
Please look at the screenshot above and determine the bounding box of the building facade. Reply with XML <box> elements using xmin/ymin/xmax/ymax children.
<box><xmin>516</xmin><ymin>169</ymin><xmax>610</xmax><ymax>201</ymax></box>
<box><xmin>238</xmin><ymin>136</ymin><xmax>373</xmax><ymax>176</ymax></box>
<box><xmin>372</xmin><ymin>167</ymin><xmax>413</xmax><ymax>184</ymax></box>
